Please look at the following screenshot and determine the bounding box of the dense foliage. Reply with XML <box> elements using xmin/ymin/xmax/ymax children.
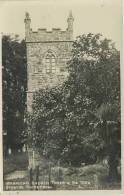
<box><xmin>2</xmin><ymin>35</ymin><xmax>27</xmax><ymax>152</ymax></box>
<box><xmin>27</xmin><ymin>33</ymin><xmax>120</xmax><ymax>180</ymax></box>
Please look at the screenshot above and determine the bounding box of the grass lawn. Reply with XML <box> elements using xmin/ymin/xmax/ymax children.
<box><xmin>3</xmin><ymin>152</ymin><xmax>28</xmax><ymax>175</ymax></box>
<box><xmin>3</xmin><ymin>154</ymin><xmax>121</xmax><ymax>190</ymax></box>
<box><xmin>29</xmin><ymin>162</ymin><xmax>121</xmax><ymax>190</ymax></box>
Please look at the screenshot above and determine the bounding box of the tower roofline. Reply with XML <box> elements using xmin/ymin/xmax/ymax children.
<box><xmin>25</xmin><ymin>11</ymin><xmax>74</xmax><ymax>41</ymax></box>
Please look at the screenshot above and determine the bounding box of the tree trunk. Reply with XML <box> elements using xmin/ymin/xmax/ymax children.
<box><xmin>108</xmin><ymin>145</ymin><xmax>118</xmax><ymax>182</ymax></box>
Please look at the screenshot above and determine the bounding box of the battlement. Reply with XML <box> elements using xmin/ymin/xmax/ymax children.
<box><xmin>24</xmin><ymin>11</ymin><xmax>74</xmax><ymax>42</ymax></box>
<box><xmin>27</xmin><ymin>28</ymin><xmax>71</xmax><ymax>42</ymax></box>
<box><xmin>38</xmin><ymin>28</ymin><xmax>47</xmax><ymax>31</ymax></box>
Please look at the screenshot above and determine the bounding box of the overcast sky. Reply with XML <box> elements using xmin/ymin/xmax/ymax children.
<box><xmin>0</xmin><ymin>0</ymin><xmax>122</xmax><ymax>49</ymax></box>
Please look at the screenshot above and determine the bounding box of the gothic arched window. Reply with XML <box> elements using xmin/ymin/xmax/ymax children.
<box><xmin>45</xmin><ymin>51</ymin><xmax>56</xmax><ymax>73</ymax></box>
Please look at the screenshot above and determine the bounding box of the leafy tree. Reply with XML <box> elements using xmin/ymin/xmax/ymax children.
<box><xmin>2</xmin><ymin>35</ymin><xmax>27</xmax><ymax>153</ymax></box>
<box><xmin>64</xmin><ymin>33</ymin><xmax>120</xmax><ymax>179</ymax></box>
<box><xmin>26</xmin><ymin>87</ymin><xmax>66</xmax><ymax>161</ymax></box>
<box><xmin>94</xmin><ymin>103</ymin><xmax>120</xmax><ymax>180</ymax></box>
<box><xmin>27</xmin><ymin>33</ymin><xmax>120</xmax><ymax>180</ymax></box>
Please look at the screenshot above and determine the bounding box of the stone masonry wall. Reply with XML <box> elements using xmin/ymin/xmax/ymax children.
<box><xmin>27</xmin><ymin>40</ymin><xmax>73</xmax><ymax>112</ymax></box>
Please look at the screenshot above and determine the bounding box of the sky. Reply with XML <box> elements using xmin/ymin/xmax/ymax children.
<box><xmin>0</xmin><ymin>0</ymin><xmax>122</xmax><ymax>49</ymax></box>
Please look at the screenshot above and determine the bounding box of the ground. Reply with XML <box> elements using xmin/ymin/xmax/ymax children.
<box><xmin>3</xmin><ymin>152</ymin><xmax>121</xmax><ymax>190</ymax></box>
<box><xmin>3</xmin><ymin>152</ymin><xmax>28</xmax><ymax>175</ymax></box>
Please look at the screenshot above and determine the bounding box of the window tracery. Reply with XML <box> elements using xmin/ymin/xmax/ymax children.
<box><xmin>45</xmin><ymin>51</ymin><xmax>56</xmax><ymax>73</ymax></box>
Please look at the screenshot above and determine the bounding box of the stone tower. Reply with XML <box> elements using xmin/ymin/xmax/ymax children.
<box><xmin>25</xmin><ymin>11</ymin><xmax>74</xmax><ymax>168</ymax></box>
<box><xmin>25</xmin><ymin>11</ymin><xmax>74</xmax><ymax>112</ymax></box>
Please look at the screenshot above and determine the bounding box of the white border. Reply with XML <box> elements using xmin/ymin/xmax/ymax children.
<box><xmin>0</xmin><ymin>0</ymin><xmax>124</xmax><ymax>194</ymax></box>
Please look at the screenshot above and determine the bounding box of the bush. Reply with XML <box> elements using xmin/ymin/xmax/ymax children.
<box><xmin>79</xmin><ymin>163</ymin><xmax>108</xmax><ymax>176</ymax></box>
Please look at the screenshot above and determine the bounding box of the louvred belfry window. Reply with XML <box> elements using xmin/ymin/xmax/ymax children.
<box><xmin>45</xmin><ymin>51</ymin><xmax>56</xmax><ymax>73</ymax></box>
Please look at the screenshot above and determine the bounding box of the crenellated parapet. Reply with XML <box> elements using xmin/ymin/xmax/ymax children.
<box><xmin>24</xmin><ymin>11</ymin><xmax>74</xmax><ymax>42</ymax></box>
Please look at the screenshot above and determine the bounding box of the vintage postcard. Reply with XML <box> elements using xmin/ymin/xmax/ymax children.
<box><xmin>0</xmin><ymin>0</ymin><xmax>123</xmax><ymax>193</ymax></box>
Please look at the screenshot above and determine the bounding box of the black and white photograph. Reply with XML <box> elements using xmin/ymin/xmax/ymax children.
<box><xmin>0</xmin><ymin>0</ymin><xmax>122</xmax><ymax>191</ymax></box>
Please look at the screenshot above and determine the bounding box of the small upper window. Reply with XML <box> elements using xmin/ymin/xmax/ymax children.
<box><xmin>45</xmin><ymin>51</ymin><xmax>56</xmax><ymax>73</ymax></box>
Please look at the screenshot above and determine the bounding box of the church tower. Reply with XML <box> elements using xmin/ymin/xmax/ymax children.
<box><xmin>25</xmin><ymin>11</ymin><xmax>74</xmax><ymax>113</ymax></box>
<box><xmin>25</xmin><ymin>11</ymin><xmax>74</xmax><ymax>168</ymax></box>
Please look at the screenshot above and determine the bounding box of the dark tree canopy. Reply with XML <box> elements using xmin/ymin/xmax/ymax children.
<box><xmin>2</xmin><ymin>35</ymin><xmax>27</xmax><ymax>151</ymax></box>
